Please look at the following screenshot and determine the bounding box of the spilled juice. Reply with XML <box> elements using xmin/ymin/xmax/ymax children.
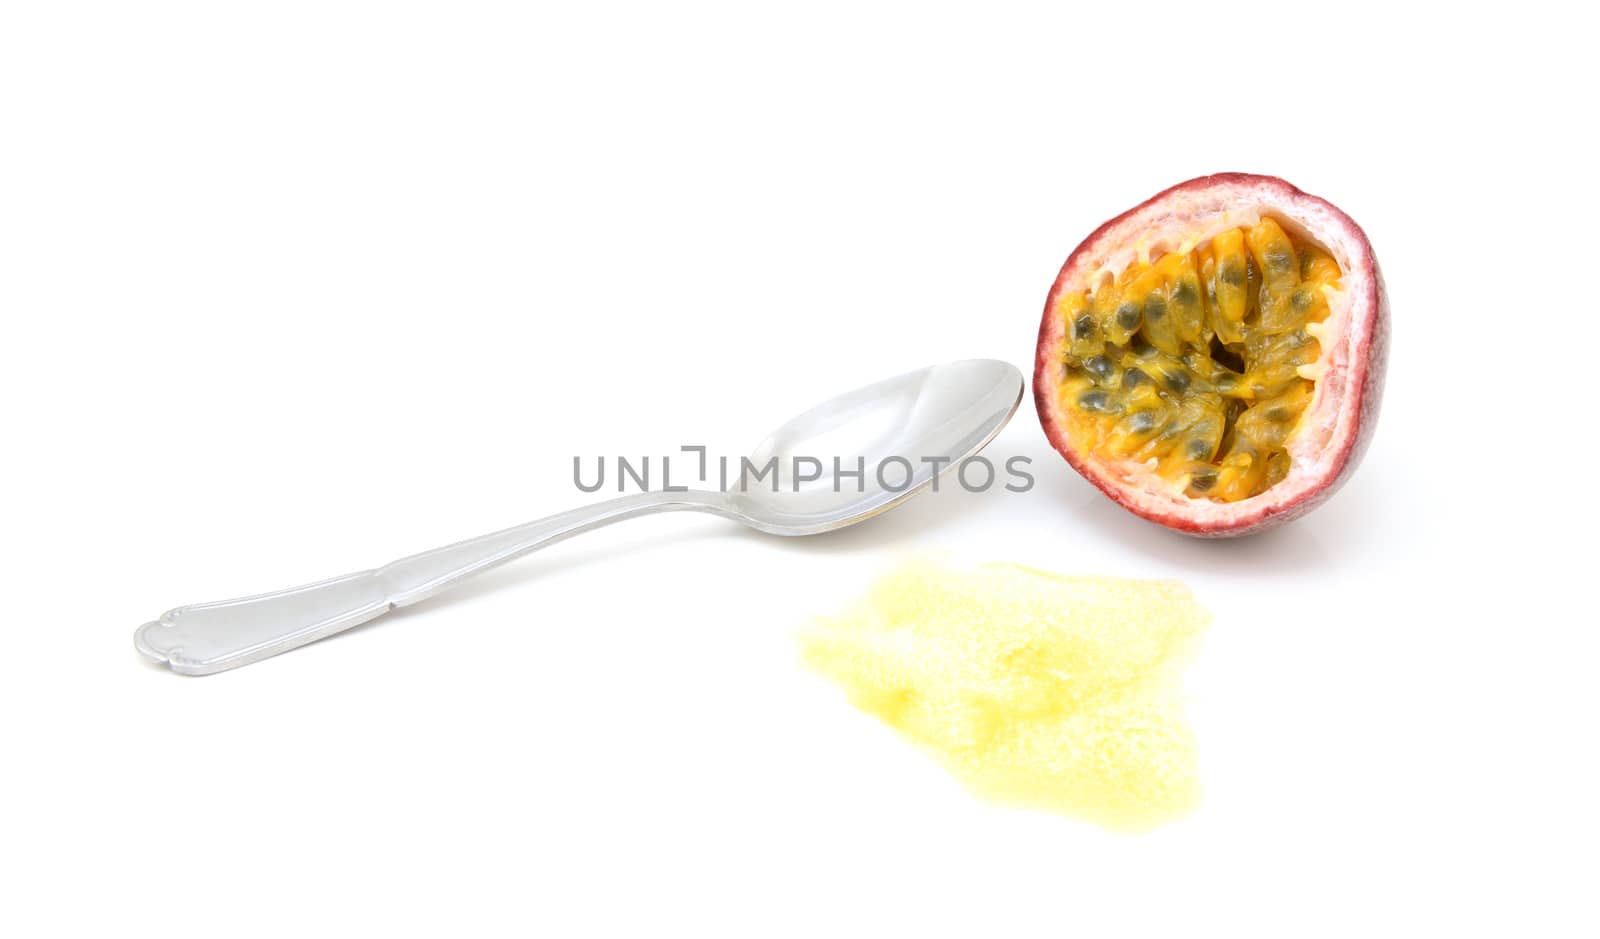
<box><xmin>801</xmin><ymin>559</ymin><xmax>1208</xmax><ymax>831</ymax></box>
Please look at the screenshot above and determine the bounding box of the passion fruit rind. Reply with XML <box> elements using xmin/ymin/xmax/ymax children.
<box><xmin>1033</xmin><ymin>173</ymin><xmax>1388</xmax><ymax>537</ymax></box>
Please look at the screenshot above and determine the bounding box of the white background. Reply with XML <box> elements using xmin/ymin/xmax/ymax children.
<box><xmin>3</xmin><ymin>2</ymin><xmax>1596</xmax><ymax>935</ymax></box>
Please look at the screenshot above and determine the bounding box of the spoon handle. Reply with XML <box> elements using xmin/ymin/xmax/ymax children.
<box><xmin>135</xmin><ymin>489</ymin><xmax>732</xmax><ymax>676</ymax></box>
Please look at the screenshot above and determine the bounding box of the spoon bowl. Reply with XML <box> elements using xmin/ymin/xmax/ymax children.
<box><xmin>135</xmin><ymin>359</ymin><xmax>1024</xmax><ymax>674</ymax></box>
<box><xmin>731</xmin><ymin>358</ymin><xmax>1023</xmax><ymax>533</ymax></box>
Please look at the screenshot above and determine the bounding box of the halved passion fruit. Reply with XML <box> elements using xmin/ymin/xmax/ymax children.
<box><xmin>1033</xmin><ymin>174</ymin><xmax>1387</xmax><ymax>536</ymax></box>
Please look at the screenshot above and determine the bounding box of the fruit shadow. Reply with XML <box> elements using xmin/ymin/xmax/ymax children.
<box><xmin>919</xmin><ymin>429</ymin><xmax>1394</xmax><ymax>578</ymax></box>
<box><xmin>1046</xmin><ymin>453</ymin><xmax>1395</xmax><ymax>579</ymax></box>
<box><xmin>1068</xmin><ymin>487</ymin><xmax>1335</xmax><ymax>577</ymax></box>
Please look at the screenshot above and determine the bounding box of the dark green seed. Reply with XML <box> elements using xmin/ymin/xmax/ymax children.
<box><xmin>1084</xmin><ymin>355</ymin><xmax>1114</xmax><ymax>381</ymax></box>
<box><xmin>1121</xmin><ymin>368</ymin><xmax>1149</xmax><ymax>389</ymax></box>
<box><xmin>1078</xmin><ymin>390</ymin><xmax>1113</xmax><ymax>413</ymax></box>
<box><xmin>1266</xmin><ymin>249</ymin><xmax>1292</xmax><ymax>272</ymax></box>
<box><xmin>1074</xmin><ymin>313</ymin><xmax>1096</xmax><ymax>339</ymax></box>
<box><xmin>1220</xmin><ymin>261</ymin><xmax>1245</xmax><ymax>286</ymax></box>
<box><xmin>1126</xmin><ymin>410</ymin><xmax>1157</xmax><ymax>434</ymax></box>
<box><xmin>1189</xmin><ymin>470</ymin><xmax>1218</xmax><ymax>492</ymax></box>
<box><xmin>1144</xmin><ymin>294</ymin><xmax>1168</xmax><ymax>321</ymax></box>
<box><xmin>1173</xmin><ymin>280</ymin><xmax>1199</xmax><ymax>307</ymax></box>
<box><xmin>1186</xmin><ymin>438</ymin><xmax>1213</xmax><ymax>460</ymax></box>
<box><xmin>1116</xmin><ymin>302</ymin><xmax>1141</xmax><ymax>330</ymax></box>
<box><xmin>1290</xmin><ymin>288</ymin><xmax>1313</xmax><ymax>313</ymax></box>
<box><xmin>1165</xmin><ymin>370</ymin><xmax>1190</xmax><ymax>394</ymax></box>
<box><xmin>1265</xmin><ymin>405</ymin><xmax>1291</xmax><ymax>421</ymax></box>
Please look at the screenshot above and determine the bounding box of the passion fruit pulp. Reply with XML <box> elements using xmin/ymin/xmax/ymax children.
<box><xmin>1034</xmin><ymin>174</ymin><xmax>1387</xmax><ymax>536</ymax></box>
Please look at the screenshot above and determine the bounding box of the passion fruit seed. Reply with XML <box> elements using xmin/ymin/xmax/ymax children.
<box><xmin>1054</xmin><ymin>218</ymin><xmax>1341</xmax><ymax>502</ymax></box>
<box><xmin>1125</xmin><ymin>411</ymin><xmax>1158</xmax><ymax>434</ymax></box>
<box><xmin>1078</xmin><ymin>390</ymin><xmax>1118</xmax><ymax>414</ymax></box>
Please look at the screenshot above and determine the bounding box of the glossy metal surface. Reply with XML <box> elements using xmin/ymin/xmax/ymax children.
<box><xmin>135</xmin><ymin>359</ymin><xmax>1024</xmax><ymax>675</ymax></box>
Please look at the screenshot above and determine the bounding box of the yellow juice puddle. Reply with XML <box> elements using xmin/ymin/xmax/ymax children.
<box><xmin>800</xmin><ymin>559</ymin><xmax>1208</xmax><ymax>832</ymax></box>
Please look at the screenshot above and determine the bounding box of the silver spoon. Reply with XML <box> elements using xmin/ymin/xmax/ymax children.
<box><xmin>135</xmin><ymin>358</ymin><xmax>1024</xmax><ymax>675</ymax></box>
